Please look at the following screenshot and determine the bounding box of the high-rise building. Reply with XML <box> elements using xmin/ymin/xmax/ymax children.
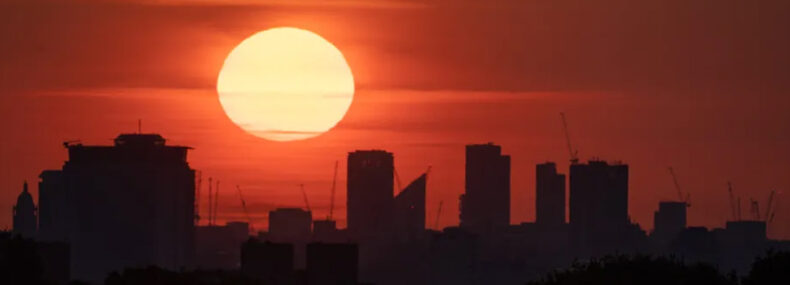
<box><xmin>393</xmin><ymin>173</ymin><xmax>426</xmax><ymax>240</ymax></box>
<box><xmin>569</xmin><ymin>160</ymin><xmax>629</xmax><ymax>254</ymax></box>
<box><xmin>306</xmin><ymin>243</ymin><xmax>358</xmax><ymax>285</ymax></box>
<box><xmin>459</xmin><ymin>143</ymin><xmax>510</xmax><ymax>233</ymax></box>
<box><xmin>46</xmin><ymin>133</ymin><xmax>195</xmax><ymax>281</ymax></box>
<box><xmin>13</xmin><ymin>182</ymin><xmax>37</xmax><ymax>239</ymax></box>
<box><xmin>268</xmin><ymin>208</ymin><xmax>312</xmax><ymax>242</ymax></box>
<box><xmin>38</xmin><ymin>170</ymin><xmax>68</xmax><ymax>242</ymax></box>
<box><xmin>535</xmin><ymin>162</ymin><xmax>565</xmax><ymax>225</ymax></box>
<box><xmin>652</xmin><ymin>201</ymin><xmax>687</xmax><ymax>243</ymax></box>
<box><xmin>347</xmin><ymin>150</ymin><xmax>394</xmax><ymax>238</ymax></box>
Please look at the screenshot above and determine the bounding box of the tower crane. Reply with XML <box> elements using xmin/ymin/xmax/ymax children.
<box><xmin>328</xmin><ymin>161</ymin><xmax>339</xmax><ymax>221</ymax></box>
<box><xmin>750</xmin><ymin>199</ymin><xmax>761</xmax><ymax>221</ymax></box>
<box><xmin>300</xmin><ymin>184</ymin><xmax>312</xmax><ymax>213</ymax></box>
<box><xmin>213</xmin><ymin>180</ymin><xmax>220</xmax><ymax>225</ymax></box>
<box><xmin>764</xmin><ymin>190</ymin><xmax>776</xmax><ymax>223</ymax></box>
<box><xmin>668</xmin><ymin>167</ymin><xmax>690</xmax><ymax>207</ymax></box>
<box><xmin>236</xmin><ymin>185</ymin><xmax>254</xmax><ymax>232</ymax></box>
<box><xmin>560</xmin><ymin>112</ymin><xmax>579</xmax><ymax>164</ymax></box>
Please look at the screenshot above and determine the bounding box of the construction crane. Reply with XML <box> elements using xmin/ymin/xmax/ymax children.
<box><xmin>737</xmin><ymin>197</ymin><xmax>742</xmax><ymax>221</ymax></box>
<box><xmin>560</xmin><ymin>112</ymin><xmax>579</xmax><ymax>164</ymax></box>
<box><xmin>668</xmin><ymin>167</ymin><xmax>690</xmax><ymax>207</ymax></box>
<box><xmin>213</xmin><ymin>180</ymin><xmax>220</xmax><ymax>226</ymax></box>
<box><xmin>434</xmin><ymin>200</ymin><xmax>443</xmax><ymax>230</ymax></box>
<box><xmin>236</xmin><ymin>185</ymin><xmax>254</xmax><ymax>233</ymax></box>
<box><xmin>727</xmin><ymin>182</ymin><xmax>737</xmax><ymax>221</ymax></box>
<box><xmin>328</xmin><ymin>161</ymin><xmax>339</xmax><ymax>221</ymax></box>
<box><xmin>764</xmin><ymin>190</ymin><xmax>776</xmax><ymax>223</ymax></box>
<box><xmin>750</xmin><ymin>199</ymin><xmax>761</xmax><ymax>221</ymax></box>
<box><xmin>300</xmin><ymin>184</ymin><xmax>312</xmax><ymax>213</ymax></box>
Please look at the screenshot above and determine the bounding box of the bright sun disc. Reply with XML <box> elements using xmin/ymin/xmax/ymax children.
<box><xmin>217</xmin><ymin>27</ymin><xmax>355</xmax><ymax>141</ymax></box>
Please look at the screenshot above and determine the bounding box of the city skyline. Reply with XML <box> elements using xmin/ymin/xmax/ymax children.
<box><xmin>2</xmin><ymin>0</ymin><xmax>789</xmax><ymax>241</ymax></box>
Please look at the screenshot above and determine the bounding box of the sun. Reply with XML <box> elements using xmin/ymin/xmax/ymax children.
<box><xmin>216</xmin><ymin>27</ymin><xmax>355</xmax><ymax>141</ymax></box>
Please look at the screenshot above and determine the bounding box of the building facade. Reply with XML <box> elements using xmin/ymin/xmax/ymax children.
<box><xmin>460</xmin><ymin>143</ymin><xmax>511</xmax><ymax>234</ymax></box>
<box><xmin>346</xmin><ymin>150</ymin><xmax>394</xmax><ymax>238</ymax></box>
<box><xmin>536</xmin><ymin>162</ymin><xmax>566</xmax><ymax>225</ymax></box>
<box><xmin>40</xmin><ymin>133</ymin><xmax>195</xmax><ymax>281</ymax></box>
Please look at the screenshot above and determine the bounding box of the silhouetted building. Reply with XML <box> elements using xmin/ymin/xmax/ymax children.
<box><xmin>313</xmin><ymin>220</ymin><xmax>344</xmax><ymax>242</ymax></box>
<box><xmin>723</xmin><ymin>221</ymin><xmax>766</xmax><ymax>245</ymax></box>
<box><xmin>307</xmin><ymin>243</ymin><xmax>358</xmax><ymax>285</ymax></box>
<box><xmin>535</xmin><ymin>162</ymin><xmax>565</xmax><ymax>225</ymax></box>
<box><xmin>347</xmin><ymin>150</ymin><xmax>394</xmax><ymax>238</ymax></box>
<box><xmin>460</xmin><ymin>143</ymin><xmax>510</xmax><ymax>234</ymax></box>
<box><xmin>569</xmin><ymin>160</ymin><xmax>629</xmax><ymax>255</ymax></box>
<box><xmin>196</xmin><ymin>222</ymin><xmax>249</xmax><ymax>269</ymax></box>
<box><xmin>241</xmin><ymin>239</ymin><xmax>294</xmax><ymax>285</ymax></box>
<box><xmin>652</xmin><ymin>201</ymin><xmax>687</xmax><ymax>244</ymax></box>
<box><xmin>393</xmin><ymin>173</ymin><xmax>426</xmax><ymax>241</ymax></box>
<box><xmin>13</xmin><ymin>182</ymin><xmax>37</xmax><ymax>239</ymax></box>
<box><xmin>38</xmin><ymin>171</ymin><xmax>68</xmax><ymax>242</ymax></box>
<box><xmin>48</xmin><ymin>133</ymin><xmax>195</xmax><ymax>281</ymax></box>
<box><xmin>269</xmin><ymin>208</ymin><xmax>312</xmax><ymax>242</ymax></box>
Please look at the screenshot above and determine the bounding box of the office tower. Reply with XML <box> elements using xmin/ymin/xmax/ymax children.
<box><xmin>569</xmin><ymin>160</ymin><xmax>629</xmax><ymax>254</ymax></box>
<box><xmin>536</xmin><ymin>162</ymin><xmax>566</xmax><ymax>225</ymax></box>
<box><xmin>652</xmin><ymin>201</ymin><xmax>687</xmax><ymax>243</ymax></box>
<box><xmin>347</xmin><ymin>150</ymin><xmax>394</xmax><ymax>238</ymax></box>
<box><xmin>459</xmin><ymin>143</ymin><xmax>511</xmax><ymax>233</ymax></box>
<box><xmin>268</xmin><ymin>208</ymin><xmax>312</xmax><ymax>242</ymax></box>
<box><xmin>241</xmin><ymin>240</ymin><xmax>294</xmax><ymax>285</ymax></box>
<box><xmin>38</xmin><ymin>170</ymin><xmax>68</xmax><ymax>242</ymax></box>
<box><xmin>13</xmin><ymin>182</ymin><xmax>37</xmax><ymax>239</ymax></box>
<box><xmin>52</xmin><ymin>133</ymin><xmax>195</xmax><ymax>281</ymax></box>
<box><xmin>306</xmin><ymin>243</ymin><xmax>358</xmax><ymax>285</ymax></box>
<box><xmin>393</xmin><ymin>173</ymin><xmax>426</xmax><ymax>240</ymax></box>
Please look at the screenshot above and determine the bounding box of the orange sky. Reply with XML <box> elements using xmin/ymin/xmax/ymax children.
<box><xmin>1</xmin><ymin>0</ymin><xmax>790</xmax><ymax>238</ymax></box>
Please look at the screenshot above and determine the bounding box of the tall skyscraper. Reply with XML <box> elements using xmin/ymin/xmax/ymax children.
<box><xmin>569</xmin><ymin>160</ymin><xmax>629</xmax><ymax>254</ymax></box>
<box><xmin>652</xmin><ymin>201</ymin><xmax>687</xmax><ymax>244</ymax></box>
<box><xmin>347</xmin><ymin>150</ymin><xmax>394</xmax><ymax>238</ymax></box>
<box><xmin>459</xmin><ymin>143</ymin><xmax>510</xmax><ymax>233</ymax></box>
<box><xmin>393</xmin><ymin>173</ymin><xmax>426</xmax><ymax>240</ymax></box>
<box><xmin>44</xmin><ymin>133</ymin><xmax>195</xmax><ymax>281</ymax></box>
<box><xmin>536</xmin><ymin>162</ymin><xmax>566</xmax><ymax>225</ymax></box>
<box><xmin>13</xmin><ymin>182</ymin><xmax>37</xmax><ymax>239</ymax></box>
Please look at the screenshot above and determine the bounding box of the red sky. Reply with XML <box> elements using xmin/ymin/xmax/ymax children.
<box><xmin>1</xmin><ymin>0</ymin><xmax>790</xmax><ymax>238</ymax></box>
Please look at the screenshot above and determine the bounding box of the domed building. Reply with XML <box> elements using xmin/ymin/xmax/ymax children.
<box><xmin>12</xmin><ymin>181</ymin><xmax>37</xmax><ymax>238</ymax></box>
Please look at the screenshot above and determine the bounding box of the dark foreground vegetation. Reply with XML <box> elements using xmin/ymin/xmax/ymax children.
<box><xmin>4</xmin><ymin>232</ymin><xmax>790</xmax><ymax>285</ymax></box>
<box><xmin>527</xmin><ymin>251</ymin><xmax>790</xmax><ymax>285</ymax></box>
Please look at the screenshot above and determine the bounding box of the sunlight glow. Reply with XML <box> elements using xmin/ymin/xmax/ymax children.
<box><xmin>217</xmin><ymin>27</ymin><xmax>355</xmax><ymax>141</ymax></box>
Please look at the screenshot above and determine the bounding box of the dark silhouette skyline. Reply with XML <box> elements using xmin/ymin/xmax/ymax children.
<box><xmin>6</xmin><ymin>132</ymin><xmax>790</xmax><ymax>285</ymax></box>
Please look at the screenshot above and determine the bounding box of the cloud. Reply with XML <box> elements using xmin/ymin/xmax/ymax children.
<box><xmin>1</xmin><ymin>0</ymin><xmax>788</xmax><ymax>94</ymax></box>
